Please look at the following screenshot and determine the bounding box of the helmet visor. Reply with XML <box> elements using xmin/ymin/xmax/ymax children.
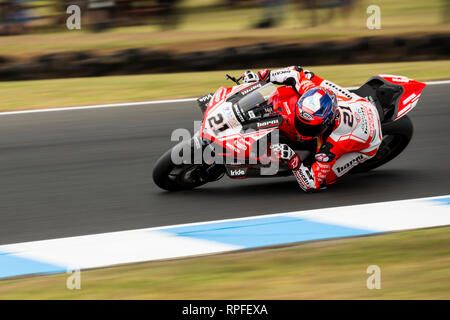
<box><xmin>294</xmin><ymin>116</ymin><xmax>329</xmax><ymax>137</ymax></box>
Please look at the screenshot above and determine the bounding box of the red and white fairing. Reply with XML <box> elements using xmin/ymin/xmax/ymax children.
<box><xmin>198</xmin><ymin>73</ymin><xmax>427</xmax><ymax>186</ymax></box>
<box><xmin>377</xmin><ymin>74</ymin><xmax>426</xmax><ymax>120</ymax></box>
<box><xmin>199</xmin><ymin>84</ymin><xmax>277</xmax><ymax>162</ymax></box>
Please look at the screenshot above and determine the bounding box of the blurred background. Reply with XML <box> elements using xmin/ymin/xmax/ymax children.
<box><xmin>0</xmin><ymin>0</ymin><xmax>449</xmax><ymax>101</ymax></box>
<box><xmin>0</xmin><ymin>0</ymin><xmax>448</xmax><ymax>56</ymax></box>
<box><xmin>0</xmin><ymin>0</ymin><xmax>449</xmax><ymax>33</ymax></box>
<box><xmin>0</xmin><ymin>0</ymin><xmax>449</xmax><ymax>300</ymax></box>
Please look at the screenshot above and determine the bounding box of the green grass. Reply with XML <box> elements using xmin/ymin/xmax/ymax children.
<box><xmin>0</xmin><ymin>226</ymin><xmax>449</xmax><ymax>299</ymax></box>
<box><xmin>1</xmin><ymin>0</ymin><xmax>448</xmax><ymax>58</ymax></box>
<box><xmin>0</xmin><ymin>60</ymin><xmax>449</xmax><ymax>111</ymax></box>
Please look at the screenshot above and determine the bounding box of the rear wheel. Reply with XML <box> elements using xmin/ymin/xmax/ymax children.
<box><xmin>351</xmin><ymin>115</ymin><xmax>413</xmax><ymax>173</ymax></box>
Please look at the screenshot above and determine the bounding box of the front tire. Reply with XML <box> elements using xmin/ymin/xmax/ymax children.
<box><xmin>351</xmin><ymin>115</ymin><xmax>413</xmax><ymax>173</ymax></box>
<box><xmin>152</xmin><ymin>140</ymin><xmax>224</xmax><ymax>191</ymax></box>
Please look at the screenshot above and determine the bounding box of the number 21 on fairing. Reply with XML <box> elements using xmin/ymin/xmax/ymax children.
<box><xmin>207</xmin><ymin>113</ymin><xmax>229</xmax><ymax>135</ymax></box>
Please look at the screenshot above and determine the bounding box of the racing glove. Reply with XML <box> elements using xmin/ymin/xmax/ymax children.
<box><xmin>303</xmin><ymin>69</ymin><xmax>315</xmax><ymax>80</ymax></box>
<box><xmin>242</xmin><ymin>71</ymin><xmax>259</xmax><ymax>83</ymax></box>
<box><xmin>243</xmin><ymin>67</ymin><xmax>311</xmax><ymax>85</ymax></box>
<box><xmin>271</xmin><ymin>143</ymin><xmax>322</xmax><ymax>192</ymax></box>
<box><xmin>270</xmin><ymin>143</ymin><xmax>301</xmax><ymax>170</ymax></box>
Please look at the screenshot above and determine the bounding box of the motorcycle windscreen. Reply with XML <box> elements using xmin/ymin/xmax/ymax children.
<box><xmin>237</xmin><ymin>83</ymin><xmax>276</xmax><ymax>113</ymax></box>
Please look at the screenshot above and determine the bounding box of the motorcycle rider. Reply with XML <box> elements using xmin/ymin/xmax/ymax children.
<box><xmin>241</xmin><ymin>66</ymin><xmax>383</xmax><ymax>192</ymax></box>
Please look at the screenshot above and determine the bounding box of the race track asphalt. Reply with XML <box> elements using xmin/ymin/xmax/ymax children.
<box><xmin>0</xmin><ymin>84</ymin><xmax>449</xmax><ymax>244</ymax></box>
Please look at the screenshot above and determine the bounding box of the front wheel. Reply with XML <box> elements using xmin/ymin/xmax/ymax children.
<box><xmin>152</xmin><ymin>141</ymin><xmax>224</xmax><ymax>191</ymax></box>
<box><xmin>351</xmin><ymin>115</ymin><xmax>413</xmax><ymax>173</ymax></box>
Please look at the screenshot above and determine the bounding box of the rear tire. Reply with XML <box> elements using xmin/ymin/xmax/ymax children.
<box><xmin>351</xmin><ymin>115</ymin><xmax>413</xmax><ymax>173</ymax></box>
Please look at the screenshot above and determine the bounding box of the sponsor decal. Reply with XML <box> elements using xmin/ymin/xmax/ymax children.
<box><xmin>336</xmin><ymin>155</ymin><xmax>364</xmax><ymax>173</ymax></box>
<box><xmin>288</xmin><ymin>156</ymin><xmax>299</xmax><ymax>170</ymax></box>
<box><xmin>227</xmin><ymin>167</ymin><xmax>247</xmax><ymax>177</ymax></box>
<box><xmin>315</xmin><ymin>153</ymin><xmax>330</xmax><ymax>163</ymax></box>
<box><xmin>272</xmin><ymin>70</ymin><xmax>291</xmax><ymax>77</ymax></box>
<box><xmin>359</xmin><ymin>108</ymin><xmax>368</xmax><ymax>134</ymax></box>
<box><xmin>297</xmin><ymin>168</ymin><xmax>314</xmax><ymax>188</ymax></box>
<box><xmin>230</xmin><ymin>169</ymin><xmax>245</xmax><ymax>176</ymax></box>
<box><xmin>403</xmin><ymin>93</ymin><xmax>417</xmax><ymax>105</ymax></box>
<box><xmin>224</xmin><ymin>104</ymin><xmax>240</xmax><ymax>128</ymax></box>
<box><xmin>397</xmin><ymin>93</ymin><xmax>421</xmax><ymax>119</ymax></box>
<box><xmin>233</xmin><ymin>104</ymin><xmax>245</xmax><ymax>122</ymax></box>
<box><xmin>293</xmin><ymin>171</ymin><xmax>309</xmax><ymax>191</ymax></box>
<box><xmin>198</xmin><ymin>93</ymin><xmax>213</xmax><ymax>103</ymax></box>
<box><xmin>241</xmin><ymin>83</ymin><xmax>262</xmax><ymax>96</ymax></box>
<box><xmin>316</xmin><ymin>162</ymin><xmax>331</xmax><ymax>169</ymax></box>
<box><xmin>391</xmin><ymin>77</ymin><xmax>410</xmax><ymax>83</ymax></box>
<box><xmin>228</xmin><ymin>117</ymin><xmax>240</xmax><ymax>129</ymax></box>
<box><xmin>367</xmin><ymin>108</ymin><xmax>375</xmax><ymax>136</ymax></box>
<box><xmin>256</xmin><ymin>119</ymin><xmax>279</xmax><ymax>128</ymax></box>
<box><xmin>299</xmin><ymin>110</ymin><xmax>313</xmax><ymax>120</ymax></box>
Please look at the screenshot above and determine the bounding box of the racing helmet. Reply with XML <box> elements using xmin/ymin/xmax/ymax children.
<box><xmin>294</xmin><ymin>87</ymin><xmax>337</xmax><ymax>139</ymax></box>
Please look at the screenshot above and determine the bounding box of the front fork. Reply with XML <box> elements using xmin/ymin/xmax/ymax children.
<box><xmin>192</xmin><ymin>132</ymin><xmax>225</xmax><ymax>182</ymax></box>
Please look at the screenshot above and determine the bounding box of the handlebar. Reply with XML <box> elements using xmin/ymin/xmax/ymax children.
<box><xmin>226</xmin><ymin>74</ymin><xmax>242</xmax><ymax>85</ymax></box>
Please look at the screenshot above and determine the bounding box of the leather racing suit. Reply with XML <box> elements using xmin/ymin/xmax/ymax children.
<box><xmin>255</xmin><ymin>66</ymin><xmax>383</xmax><ymax>191</ymax></box>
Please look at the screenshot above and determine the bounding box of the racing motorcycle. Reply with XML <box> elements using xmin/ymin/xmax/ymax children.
<box><xmin>153</xmin><ymin>74</ymin><xmax>426</xmax><ymax>191</ymax></box>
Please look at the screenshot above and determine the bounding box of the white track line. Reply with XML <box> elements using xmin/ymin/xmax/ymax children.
<box><xmin>0</xmin><ymin>98</ymin><xmax>198</xmax><ymax>116</ymax></box>
<box><xmin>1</xmin><ymin>80</ymin><xmax>449</xmax><ymax>116</ymax></box>
<box><xmin>423</xmin><ymin>80</ymin><xmax>450</xmax><ymax>85</ymax></box>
